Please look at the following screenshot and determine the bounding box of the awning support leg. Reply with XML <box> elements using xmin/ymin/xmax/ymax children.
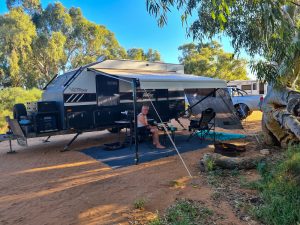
<box><xmin>43</xmin><ymin>136</ymin><xmax>51</xmax><ymax>143</ymax></box>
<box><xmin>7</xmin><ymin>138</ymin><xmax>16</xmax><ymax>154</ymax></box>
<box><xmin>61</xmin><ymin>132</ymin><xmax>81</xmax><ymax>152</ymax></box>
<box><xmin>132</xmin><ymin>80</ymin><xmax>139</xmax><ymax>165</ymax></box>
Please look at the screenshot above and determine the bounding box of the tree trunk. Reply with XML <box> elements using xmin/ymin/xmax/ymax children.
<box><xmin>262</xmin><ymin>85</ymin><xmax>300</xmax><ymax>147</ymax></box>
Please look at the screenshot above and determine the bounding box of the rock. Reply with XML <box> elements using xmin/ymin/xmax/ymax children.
<box><xmin>260</xmin><ymin>149</ymin><xmax>270</xmax><ymax>155</ymax></box>
<box><xmin>200</xmin><ymin>153</ymin><xmax>266</xmax><ymax>171</ymax></box>
<box><xmin>199</xmin><ymin>160</ymin><xmax>206</xmax><ymax>172</ymax></box>
<box><xmin>249</xmin><ymin>197</ymin><xmax>261</xmax><ymax>204</ymax></box>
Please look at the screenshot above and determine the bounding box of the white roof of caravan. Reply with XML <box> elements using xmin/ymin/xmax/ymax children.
<box><xmin>89</xmin><ymin>59</ymin><xmax>185</xmax><ymax>73</ymax></box>
<box><xmin>47</xmin><ymin>59</ymin><xmax>226</xmax><ymax>91</ymax></box>
<box><xmin>90</xmin><ymin>67</ymin><xmax>226</xmax><ymax>90</ymax></box>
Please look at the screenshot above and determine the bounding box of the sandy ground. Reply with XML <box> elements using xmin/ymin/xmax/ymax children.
<box><xmin>0</xmin><ymin>112</ymin><xmax>262</xmax><ymax>225</ymax></box>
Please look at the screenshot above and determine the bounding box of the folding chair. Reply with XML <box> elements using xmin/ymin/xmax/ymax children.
<box><xmin>187</xmin><ymin>108</ymin><xmax>216</xmax><ymax>143</ymax></box>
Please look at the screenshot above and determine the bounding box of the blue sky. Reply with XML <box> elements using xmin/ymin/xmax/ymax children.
<box><xmin>0</xmin><ymin>0</ymin><xmax>238</xmax><ymax>62</ymax></box>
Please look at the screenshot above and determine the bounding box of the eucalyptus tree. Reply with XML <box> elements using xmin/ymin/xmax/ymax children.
<box><xmin>147</xmin><ymin>0</ymin><xmax>300</xmax><ymax>146</ymax></box>
<box><xmin>2</xmin><ymin>0</ymin><xmax>127</xmax><ymax>88</ymax></box>
<box><xmin>179</xmin><ymin>41</ymin><xmax>248</xmax><ymax>81</ymax></box>
<box><xmin>127</xmin><ymin>48</ymin><xmax>161</xmax><ymax>61</ymax></box>
<box><xmin>31</xmin><ymin>2</ymin><xmax>127</xmax><ymax>87</ymax></box>
<box><xmin>0</xmin><ymin>7</ymin><xmax>36</xmax><ymax>87</ymax></box>
<box><xmin>6</xmin><ymin>0</ymin><xmax>41</xmax><ymax>14</ymax></box>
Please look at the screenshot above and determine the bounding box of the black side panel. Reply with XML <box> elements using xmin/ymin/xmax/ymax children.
<box><xmin>94</xmin><ymin>106</ymin><xmax>122</xmax><ymax>126</ymax></box>
<box><xmin>36</xmin><ymin>101</ymin><xmax>58</xmax><ymax>113</ymax></box>
<box><xmin>35</xmin><ymin>113</ymin><xmax>59</xmax><ymax>133</ymax></box>
<box><xmin>154</xmin><ymin>89</ymin><xmax>169</xmax><ymax>122</ymax></box>
<box><xmin>65</xmin><ymin>105</ymin><xmax>95</xmax><ymax>130</ymax></box>
<box><xmin>120</xmin><ymin>89</ymin><xmax>185</xmax><ymax>122</ymax></box>
<box><xmin>67</xmin><ymin>112</ymin><xmax>92</xmax><ymax>130</ymax></box>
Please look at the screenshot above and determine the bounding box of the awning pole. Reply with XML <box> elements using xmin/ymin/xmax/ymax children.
<box><xmin>143</xmin><ymin>89</ymin><xmax>192</xmax><ymax>178</ymax></box>
<box><xmin>132</xmin><ymin>79</ymin><xmax>139</xmax><ymax>165</ymax></box>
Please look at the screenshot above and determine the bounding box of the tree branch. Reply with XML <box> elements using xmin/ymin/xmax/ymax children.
<box><xmin>290</xmin><ymin>1</ymin><xmax>300</xmax><ymax>7</ymax></box>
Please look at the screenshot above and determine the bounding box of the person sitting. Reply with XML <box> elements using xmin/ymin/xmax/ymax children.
<box><xmin>137</xmin><ymin>105</ymin><xmax>165</xmax><ymax>149</ymax></box>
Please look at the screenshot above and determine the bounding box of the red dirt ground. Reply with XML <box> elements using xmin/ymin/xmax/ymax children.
<box><xmin>0</xmin><ymin>113</ymin><xmax>262</xmax><ymax>225</ymax></box>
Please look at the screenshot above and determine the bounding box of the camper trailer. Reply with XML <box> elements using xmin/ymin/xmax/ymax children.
<box><xmin>6</xmin><ymin>59</ymin><xmax>226</xmax><ymax>151</ymax></box>
<box><xmin>227</xmin><ymin>80</ymin><xmax>267</xmax><ymax>95</ymax></box>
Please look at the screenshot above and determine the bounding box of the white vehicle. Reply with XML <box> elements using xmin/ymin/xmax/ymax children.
<box><xmin>227</xmin><ymin>87</ymin><xmax>264</xmax><ymax>119</ymax></box>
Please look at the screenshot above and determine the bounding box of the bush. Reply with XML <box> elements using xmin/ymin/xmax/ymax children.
<box><xmin>252</xmin><ymin>146</ymin><xmax>300</xmax><ymax>225</ymax></box>
<box><xmin>148</xmin><ymin>200</ymin><xmax>214</xmax><ymax>225</ymax></box>
<box><xmin>134</xmin><ymin>198</ymin><xmax>146</xmax><ymax>210</ymax></box>
<box><xmin>0</xmin><ymin>87</ymin><xmax>42</xmax><ymax>132</ymax></box>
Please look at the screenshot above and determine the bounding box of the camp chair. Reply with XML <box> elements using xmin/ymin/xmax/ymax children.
<box><xmin>187</xmin><ymin>108</ymin><xmax>216</xmax><ymax>143</ymax></box>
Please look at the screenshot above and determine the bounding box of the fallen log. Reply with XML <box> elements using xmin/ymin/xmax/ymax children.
<box><xmin>200</xmin><ymin>153</ymin><xmax>266</xmax><ymax>171</ymax></box>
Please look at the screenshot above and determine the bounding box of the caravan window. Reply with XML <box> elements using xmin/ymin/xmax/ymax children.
<box><xmin>241</xmin><ymin>85</ymin><xmax>251</xmax><ymax>91</ymax></box>
<box><xmin>96</xmin><ymin>75</ymin><xmax>119</xmax><ymax>106</ymax></box>
<box><xmin>259</xmin><ymin>82</ymin><xmax>265</xmax><ymax>94</ymax></box>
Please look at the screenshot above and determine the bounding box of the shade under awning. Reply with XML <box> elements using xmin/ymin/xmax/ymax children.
<box><xmin>90</xmin><ymin>68</ymin><xmax>226</xmax><ymax>90</ymax></box>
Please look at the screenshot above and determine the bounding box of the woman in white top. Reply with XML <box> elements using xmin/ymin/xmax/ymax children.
<box><xmin>137</xmin><ymin>105</ymin><xmax>165</xmax><ymax>149</ymax></box>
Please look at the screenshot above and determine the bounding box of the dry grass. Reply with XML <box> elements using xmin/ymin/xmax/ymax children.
<box><xmin>248</xmin><ymin>111</ymin><xmax>263</xmax><ymax>121</ymax></box>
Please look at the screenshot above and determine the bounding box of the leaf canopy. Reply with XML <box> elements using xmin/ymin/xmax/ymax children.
<box><xmin>147</xmin><ymin>0</ymin><xmax>300</xmax><ymax>87</ymax></box>
<box><xmin>127</xmin><ymin>48</ymin><xmax>161</xmax><ymax>61</ymax></box>
<box><xmin>179</xmin><ymin>41</ymin><xmax>248</xmax><ymax>81</ymax></box>
<box><xmin>0</xmin><ymin>2</ymin><xmax>162</xmax><ymax>88</ymax></box>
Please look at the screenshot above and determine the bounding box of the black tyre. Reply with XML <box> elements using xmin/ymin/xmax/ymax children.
<box><xmin>107</xmin><ymin>127</ymin><xmax>119</xmax><ymax>133</ymax></box>
<box><xmin>234</xmin><ymin>103</ymin><xmax>250</xmax><ymax>120</ymax></box>
<box><xmin>13</xmin><ymin>103</ymin><xmax>27</xmax><ymax>120</ymax></box>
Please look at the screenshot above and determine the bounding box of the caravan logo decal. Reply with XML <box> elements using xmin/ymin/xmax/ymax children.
<box><xmin>70</xmin><ymin>87</ymin><xmax>88</xmax><ymax>93</ymax></box>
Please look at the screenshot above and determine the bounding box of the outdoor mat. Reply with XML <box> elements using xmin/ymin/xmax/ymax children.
<box><xmin>203</xmin><ymin>131</ymin><xmax>246</xmax><ymax>141</ymax></box>
<box><xmin>81</xmin><ymin>134</ymin><xmax>210</xmax><ymax>169</ymax></box>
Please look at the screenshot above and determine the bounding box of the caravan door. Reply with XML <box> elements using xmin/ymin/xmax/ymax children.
<box><xmin>94</xmin><ymin>75</ymin><xmax>121</xmax><ymax>126</ymax></box>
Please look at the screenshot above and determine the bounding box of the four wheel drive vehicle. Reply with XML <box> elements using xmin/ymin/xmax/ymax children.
<box><xmin>227</xmin><ymin>87</ymin><xmax>264</xmax><ymax>120</ymax></box>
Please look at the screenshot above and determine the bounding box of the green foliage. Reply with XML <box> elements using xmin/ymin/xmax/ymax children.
<box><xmin>148</xmin><ymin>200</ymin><xmax>214</xmax><ymax>225</ymax></box>
<box><xmin>6</xmin><ymin>0</ymin><xmax>41</xmax><ymax>14</ymax></box>
<box><xmin>133</xmin><ymin>198</ymin><xmax>146</xmax><ymax>210</ymax></box>
<box><xmin>28</xmin><ymin>2</ymin><xmax>127</xmax><ymax>87</ymax></box>
<box><xmin>0</xmin><ymin>87</ymin><xmax>42</xmax><ymax>131</ymax></box>
<box><xmin>205</xmin><ymin>157</ymin><xmax>216</xmax><ymax>171</ymax></box>
<box><xmin>147</xmin><ymin>0</ymin><xmax>300</xmax><ymax>87</ymax></box>
<box><xmin>251</xmin><ymin>146</ymin><xmax>300</xmax><ymax>225</ymax></box>
<box><xmin>230</xmin><ymin>168</ymin><xmax>240</xmax><ymax>177</ymax></box>
<box><xmin>0</xmin><ymin>2</ymin><xmax>161</xmax><ymax>89</ymax></box>
<box><xmin>127</xmin><ymin>48</ymin><xmax>161</xmax><ymax>61</ymax></box>
<box><xmin>0</xmin><ymin>7</ymin><xmax>36</xmax><ymax>87</ymax></box>
<box><xmin>179</xmin><ymin>41</ymin><xmax>248</xmax><ymax>81</ymax></box>
<box><xmin>148</xmin><ymin>217</ymin><xmax>163</xmax><ymax>225</ymax></box>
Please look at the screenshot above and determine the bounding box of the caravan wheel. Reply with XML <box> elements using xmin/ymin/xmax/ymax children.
<box><xmin>13</xmin><ymin>103</ymin><xmax>27</xmax><ymax>121</ymax></box>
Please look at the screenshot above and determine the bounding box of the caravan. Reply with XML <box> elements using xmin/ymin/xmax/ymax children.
<box><xmin>227</xmin><ymin>80</ymin><xmax>267</xmax><ymax>95</ymax></box>
<box><xmin>7</xmin><ymin>59</ymin><xmax>227</xmax><ymax>151</ymax></box>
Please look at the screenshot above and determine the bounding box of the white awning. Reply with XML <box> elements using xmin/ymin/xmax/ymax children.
<box><xmin>90</xmin><ymin>68</ymin><xmax>226</xmax><ymax>90</ymax></box>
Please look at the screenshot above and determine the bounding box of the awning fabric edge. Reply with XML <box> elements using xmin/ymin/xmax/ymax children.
<box><xmin>90</xmin><ymin>68</ymin><xmax>227</xmax><ymax>90</ymax></box>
